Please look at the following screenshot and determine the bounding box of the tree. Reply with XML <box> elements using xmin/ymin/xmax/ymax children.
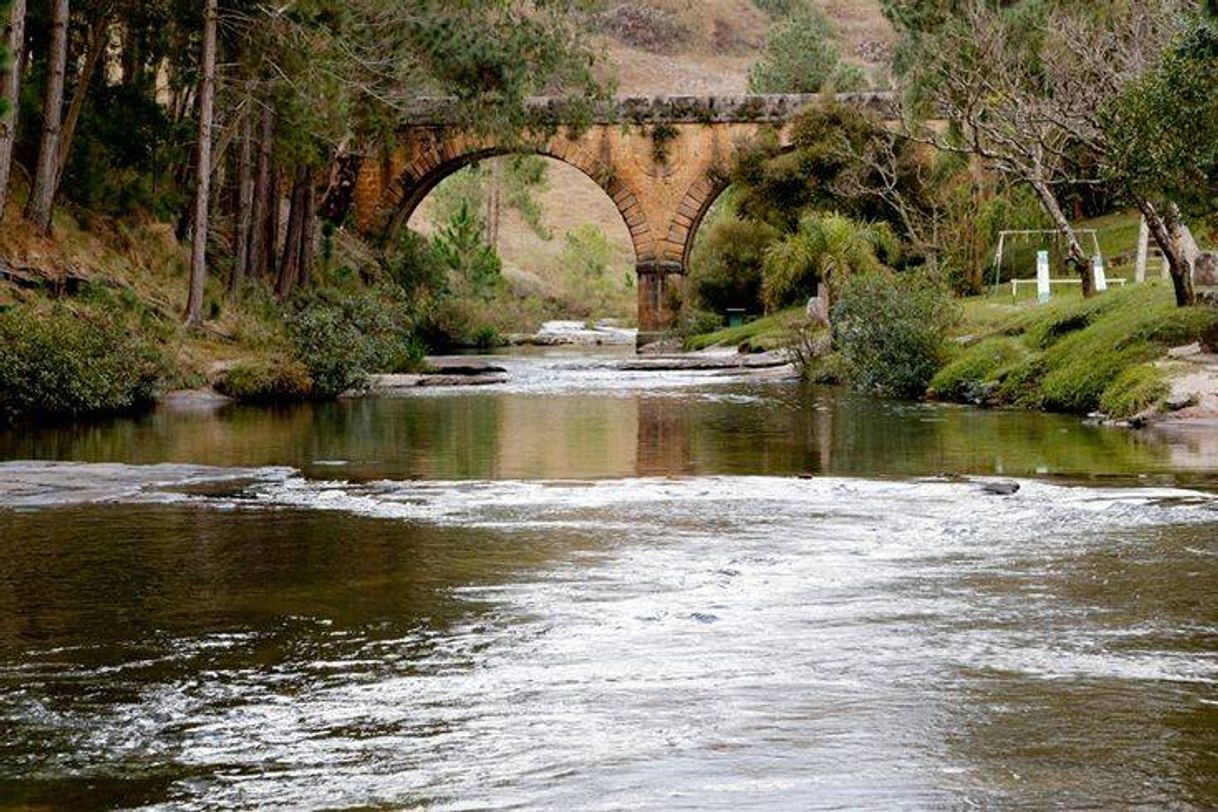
<box><xmin>184</xmin><ymin>0</ymin><xmax>216</xmax><ymax>328</ymax></box>
<box><xmin>25</xmin><ymin>0</ymin><xmax>68</xmax><ymax>233</ymax></box>
<box><xmin>762</xmin><ymin>212</ymin><xmax>899</xmax><ymax>311</ymax></box>
<box><xmin>1039</xmin><ymin>0</ymin><xmax>1202</xmax><ymax>305</ymax></box>
<box><xmin>1104</xmin><ymin>11</ymin><xmax>1218</xmax><ymax>228</ymax></box>
<box><xmin>897</xmin><ymin>3</ymin><xmax>1099</xmax><ymax>295</ymax></box>
<box><xmin>748</xmin><ymin>7</ymin><xmax>867</xmax><ymax>93</ymax></box>
<box><xmin>0</xmin><ymin>0</ymin><xmax>24</xmax><ymax>216</ymax></box>
<box><xmin>433</xmin><ymin>201</ymin><xmax>502</xmax><ymax>299</ymax></box>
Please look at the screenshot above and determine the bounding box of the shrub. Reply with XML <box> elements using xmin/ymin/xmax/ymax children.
<box><xmin>286</xmin><ymin>289</ymin><xmax>414</xmax><ymax>399</ymax></box>
<box><xmin>678</xmin><ymin>307</ymin><xmax>725</xmax><ymax>338</ymax></box>
<box><xmin>1099</xmin><ymin>365</ymin><xmax>1170</xmax><ymax>419</ymax></box>
<box><xmin>214</xmin><ymin>359</ymin><xmax>312</xmax><ymax>403</ymax></box>
<box><xmin>833</xmin><ymin>271</ymin><xmax>958</xmax><ymax>397</ymax></box>
<box><xmin>689</xmin><ymin>216</ymin><xmax>778</xmax><ymax>315</ymax></box>
<box><xmin>0</xmin><ymin>304</ymin><xmax>169</xmax><ymax>420</ymax></box>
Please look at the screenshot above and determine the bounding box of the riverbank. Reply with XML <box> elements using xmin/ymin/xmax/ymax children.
<box><xmin>686</xmin><ymin>281</ymin><xmax>1218</xmax><ymax>426</ymax></box>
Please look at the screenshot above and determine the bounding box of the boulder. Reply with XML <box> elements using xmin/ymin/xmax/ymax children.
<box><xmin>1168</xmin><ymin>342</ymin><xmax>1203</xmax><ymax>359</ymax></box>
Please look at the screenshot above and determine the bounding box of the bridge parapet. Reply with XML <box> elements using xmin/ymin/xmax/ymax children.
<box><xmin>400</xmin><ymin>92</ymin><xmax>898</xmax><ymax>126</ymax></box>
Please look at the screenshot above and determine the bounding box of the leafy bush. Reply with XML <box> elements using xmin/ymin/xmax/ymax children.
<box><xmin>214</xmin><ymin>359</ymin><xmax>313</xmax><ymax>403</ymax></box>
<box><xmin>677</xmin><ymin>307</ymin><xmax>725</xmax><ymax>339</ymax></box>
<box><xmin>0</xmin><ymin>304</ymin><xmax>169</xmax><ymax>420</ymax></box>
<box><xmin>833</xmin><ymin>271</ymin><xmax>958</xmax><ymax>397</ymax></box>
<box><xmin>286</xmin><ymin>289</ymin><xmax>415</xmax><ymax>399</ymax></box>
<box><xmin>689</xmin><ymin>216</ymin><xmax>778</xmax><ymax>315</ymax></box>
<box><xmin>382</xmin><ymin>229</ymin><xmax>447</xmax><ymax>301</ymax></box>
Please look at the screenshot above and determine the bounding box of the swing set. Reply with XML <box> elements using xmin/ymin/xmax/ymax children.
<box><xmin>990</xmin><ymin>229</ymin><xmax>1124</xmax><ymax>298</ymax></box>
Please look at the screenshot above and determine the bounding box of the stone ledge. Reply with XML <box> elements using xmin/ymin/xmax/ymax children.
<box><xmin>399</xmin><ymin>93</ymin><xmax>898</xmax><ymax>126</ymax></box>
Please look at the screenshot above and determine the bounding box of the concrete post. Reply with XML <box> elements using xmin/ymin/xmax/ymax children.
<box><xmin>1135</xmin><ymin>216</ymin><xmax>1149</xmax><ymax>283</ymax></box>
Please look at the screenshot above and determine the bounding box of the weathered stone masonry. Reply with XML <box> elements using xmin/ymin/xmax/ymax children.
<box><xmin>351</xmin><ymin>93</ymin><xmax>895</xmax><ymax>344</ymax></box>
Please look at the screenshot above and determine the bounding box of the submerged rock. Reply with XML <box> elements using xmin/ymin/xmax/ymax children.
<box><xmin>980</xmin><ymin>481</ymin><xmax>1020</xmax><ymax>496</ymax></box>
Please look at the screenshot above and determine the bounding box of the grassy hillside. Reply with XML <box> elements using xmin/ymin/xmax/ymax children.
<box><xmin>596</xmin><ymin>0</ymin><xmax>892</xmax><ymax>96</ymax></box>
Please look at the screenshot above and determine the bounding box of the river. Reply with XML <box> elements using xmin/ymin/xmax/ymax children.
<box><xmin>1</xmin><ymin>348</ymin><xmax>1216</xmax><ymax>809</ymax></box>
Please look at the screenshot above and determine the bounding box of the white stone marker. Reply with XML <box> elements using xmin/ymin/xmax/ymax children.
<box><xmin>1093</xmin><ymin>255</ymin><xmax>1108</xmax><ymax>292</ymax></box>
<box><xmin>1037</xmin><ymin>250</ymin><xmax>1051</xmax><ymax>303</ymax></box>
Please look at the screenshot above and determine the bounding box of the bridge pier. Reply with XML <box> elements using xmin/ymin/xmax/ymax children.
<box><xmin>636</xmin><ymin>261</ymin><xmax>685</xmax><ymax>349</ymax></box>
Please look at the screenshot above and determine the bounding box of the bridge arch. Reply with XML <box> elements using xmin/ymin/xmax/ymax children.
<box><xmin>377</xmin><ymin>133</ymin><xmax>657</xmax><ymax>272</ymax></box>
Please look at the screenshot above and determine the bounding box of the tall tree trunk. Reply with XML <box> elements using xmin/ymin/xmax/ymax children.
<box><xmin>247</xmin><ymin>106</ymin><xmax>273</xmax><ymax>279</ymax></box>
<box><xmin>486</xmin><ymin>157</ymin><xmax>501</xmax><ymax>249</ymax></box>
<box><xmin>267</xmin><ymin>162</ymin><xmax>281</xmax><ymax>274</ymax></box>
<box><xmin>55</xmin><ymin>13</ymin><xmax>107</xmax><ymax>185</ymax></box>
<box><xmin>230</xmin><ymin>110</ymin><xmax>254</xmax><ymax>298</ymax></box>
<box><xmin>120</xmin><ymin>21</ymin><xmax>140</xmax><ymax>87</ymax></box>
<box><xmin>1136</xmin><ymin>198</ymin><xmax>1196</xmax><ymax>307</ymax></box>
<box><xmin>298</xmin><ymin>166</ymin><xmax>316</xmax><ymax>288</ymax></box>
<box><xmin>184</xmin><ymin>0</ymin><xmax>217</xmax><ymax>328</ymax></box>
<box><xmin>1029</xmin><ymin>178</ymin><xmax>1093</xmax><ymax>297</ymax></box>
<box><xmin>275</xmin><ymin>167</ymin><xmax>306</xmax><ymax>299</ymax></box>
<box><xmin>0</xmin><ymin>0</ymin><xmax>25</xmax><ymax>217</ymax></box>
<box><xmin>24</xmin><ymin>0</ymin><xmax>68</xmax><ymax>234</ymax></box>
<box><xmin>319</xmin><ymin>147</ymin><xmax>361</xmax><ymax>225</ymax></box>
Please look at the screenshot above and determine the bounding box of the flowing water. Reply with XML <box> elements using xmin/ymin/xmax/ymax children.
<box><xmin>1</xmin><ymin>348</ymin><xmax>1216</xmax><ymax>809</ymax></box>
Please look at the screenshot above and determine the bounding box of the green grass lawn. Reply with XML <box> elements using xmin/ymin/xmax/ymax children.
<box><xmin>937</xmin><ymin>281</ymin><xmax>1218</xmax><ymax>417</ymax></box>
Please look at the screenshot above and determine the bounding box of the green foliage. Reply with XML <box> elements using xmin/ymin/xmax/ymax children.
<box><xmin>748</xmin><ymin>7</ymin><xmax>868</xmax><ymax>94</ymax></box>
<box><xmin>0</xmin><ymin>304</ymin><xmax>169</xmax><ymax>420</ymax></box>
<box><xmin>382</xmin><ymin>228</ymin><xmax>447</xmax><ymax>300</ymax></box>
<box><xmin>503</xmin><ymin>156</ymin><xmax>552</xmax><ymax>240</ymax></box>
<box><xmin>689</xmin><ymin>214</ymin><xmax>778</xmax><ymax>314</ymax></box>
<box><xmin>433</xmin><ymin>201</ymin><xmax>502</xmax><ymax>299</ymax></box>
<box><xmin>731</xmin><ymin>103</ymin><xmax>883</xmax><ymax>232</ymax></box>
<box><xmin>61</xmin><ymin>85</ymin><xmax>189</xmax><ymax>219</ymax></box>
<box><xmin>1104</xmin><ymin>14</ymin><xmax>1218</xmax><ymax>223</ymax></box>
<box><xmin>762</xmin><ymin>213</ymin><xmax>898</xmax><ymax>311</ymax></box>
<box><xmin>286</xmin><ymin>289</ymin><xmax>416</xmax><ymax>399</ymax></box>
<box><xmin>214</xmin><ymin>359</ymin><xmax>314</xmax><ymax>403</ymax></box>
<box><xmin>833</xmin><ymin>270</ymin><xmax>958</xmax><ymax>397</ymax></box>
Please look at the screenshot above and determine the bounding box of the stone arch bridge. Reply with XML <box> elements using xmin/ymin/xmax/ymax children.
<box><xmin>350</xmin><ymin>93</ymin><xmax>895</xmax><ymax>345</ymax></box>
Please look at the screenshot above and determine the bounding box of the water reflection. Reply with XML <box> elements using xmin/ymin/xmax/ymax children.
<box><xmin>2</xmin><ymin>362</ymin><xmax>1217</xmax><ymax>809</ymax></box>
<box><xmin>1</xmin><ymin>382</ymin><xmax>1214</xmax><ymax>483</ymax></box>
